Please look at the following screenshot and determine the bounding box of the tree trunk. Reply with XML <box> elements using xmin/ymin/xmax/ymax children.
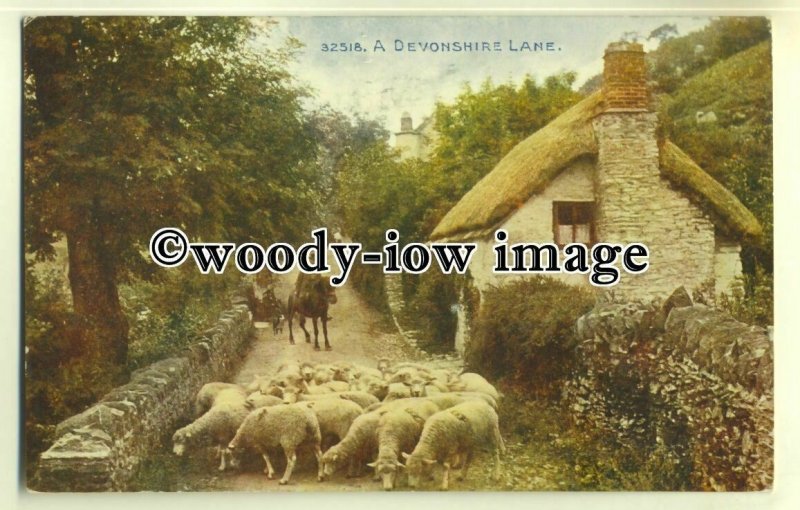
<box><xmin>67</xmin><ymin>221</ymin><xmax>129</xmax><ymax>375</ymax></box>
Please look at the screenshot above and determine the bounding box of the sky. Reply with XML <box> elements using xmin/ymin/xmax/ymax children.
<box><xmin>256</xmin><ymin>16</ymin><xmax>712</xmax><ymax>136</ymax></box>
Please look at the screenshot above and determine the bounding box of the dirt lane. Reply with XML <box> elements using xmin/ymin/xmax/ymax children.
<box><xmin>175</xmin><ymin>271</ymin><xmax>435</xmax><ymax>491</ymax></box>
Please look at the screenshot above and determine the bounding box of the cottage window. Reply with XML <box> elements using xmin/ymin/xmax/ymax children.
<box><xmin>553</xmin><ymin>201</ymin><xmax>595</xmax><ymax>246</ymax></box>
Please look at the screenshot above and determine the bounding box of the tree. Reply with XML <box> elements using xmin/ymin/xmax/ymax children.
<box><xmin>648</xmin><ymin>23</ymin><xmax>679</xmax><ymax>44</ymax></box>
<box><xmin>430</xmin><ymin>73</ymin><xmax>583</xmax><ymax>215</ymax></box>
<box><xmin>24</xmin><ymin>17</ymin><xmax>317</xmax><ymax>378</ymax></box>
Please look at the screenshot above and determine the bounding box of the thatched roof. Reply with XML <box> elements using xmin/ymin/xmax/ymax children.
<box><xmin>430</xmin><ymin>91</ymin><xmax>762</xmax><ymax>242</ymax></box>
<box><xmin>659</xmin><ymin>141</ymin><xmax>762</xmax><ymax>239</ymax></box>
<box><xmin>430</xmin><ymin>91</ymin><xmax>603</xmax><ymax>240</ymax></box>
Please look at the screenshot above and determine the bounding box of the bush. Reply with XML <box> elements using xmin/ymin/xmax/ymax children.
<box><xmin>346</xmin><ymin>263</ymin><xmax>389</xmax><ymax>312</ymax></box>
<box><xmin>465</xmin><ymin>277</ymin><xmax>595</xmax><ymax>397</ymax></box>
<box><xmin>121</xmin><ymin>264</ymin><xmax>241</xmax><ymax>370</ymax></box>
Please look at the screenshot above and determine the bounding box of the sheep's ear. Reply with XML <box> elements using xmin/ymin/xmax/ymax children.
<box><xmin>366</xmin><ymin>461</ymin><xmax>377</xmax><ymax>468</ymax></box>
<box><xmin>395</xmin><ymin>460</ymin><xmax>405</xmax><ymax>469</ymax></box>
<box><xmin>305</xmin><ymin>402</ymin><xmax>315</xmax><ymax>408</ymax></box>
<box><xmin>401</xmin><ymin>452</ymin><xmax>411</xmax><ymax>460</ymax></box>
<box><xmin>422</xmin><ymin>458</ymin><xmax>437</xmax><ymax>466</ymax></box>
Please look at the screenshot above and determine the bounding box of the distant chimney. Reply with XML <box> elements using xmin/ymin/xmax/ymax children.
<box><xmin>400</xmin><ymin>112</ymin><xmax>413</xmax><ymax>132</ymax></box>
<box><xmin>602</xmin><ymin>42</ymin><xmax>649</xmax><ymax>111</ymax></box>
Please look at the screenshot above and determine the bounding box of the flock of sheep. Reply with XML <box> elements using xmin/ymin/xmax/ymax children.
<box><xmin>171</xmin><ymin>359</ymin><xmax>505</xmax><ymax>490</ymax></box>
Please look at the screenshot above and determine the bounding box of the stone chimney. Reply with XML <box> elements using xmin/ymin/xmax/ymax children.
<box><xmin>602</xmin><ymin>41</ymin><xmax>649</xmax><ymax>111</ymax></box>
<box><xmin>400</xmin><ymin>112</ymin><xmax>413</xmax><ymax>132</ymax></box>
<box><xmin>592</xmin><ymin>41</ymin><xmax>715</xmax><ymax>302</ymax></box>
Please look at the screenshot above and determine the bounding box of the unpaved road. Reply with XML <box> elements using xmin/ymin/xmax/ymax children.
<box><xmin>172</xmin><ymin>271</ymin><xmax>467</xmax><ymax>492</ymax></box>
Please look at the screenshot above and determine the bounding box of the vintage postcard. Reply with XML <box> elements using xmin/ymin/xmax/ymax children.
<box><xmin>21</xmin><ymin>12</ymin><xmax>777</xmax><ymax>496</ymax></box>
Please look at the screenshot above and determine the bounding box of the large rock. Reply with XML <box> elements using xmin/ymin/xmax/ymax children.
<box><xmin>664</xmin><ymin>304</ymin><xmax>772</xmax><ymax>394</ymax></box>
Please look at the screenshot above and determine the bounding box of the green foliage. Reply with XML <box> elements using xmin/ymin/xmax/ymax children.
<box><xmin>405</xmin><ymin>271</ymin><xmax>459</xmax><ymax>353</ymax></box>
<box><xmin>334</xmin><ymin>73</ymin><xmax>583</xmax><ymax>326</ymax></box>
<box><xmin>465</xmin><ymin>277</ymin><xmax>595</xmax><ymax>396</ymax></box>
<box><xmin>121</xmin><ymin>265</ymin><xmax>241</xmax><ymax>370</ymax></box>
<box><xmin>649</xmin><ymin>17</ymin><xmax>770</xmax><ymax>94</ymax></box>
<box><xmin>660</xmin><ymin>41</ymin><xmax>773</xmax><ymax>272</ymax></box>
<box><xmin>24</xmin><ymin>17</ymin><xmax>322</xmax><ymax>374</ymax></box>
<box><xmin>496</xmin><ymin>388</ymin><xmax>692</xmax><ymax>490</ymax></box>
<box><xmin>25</xmin><ymin>262</ymin><xmax>112</xmax><ymax>424</ymax></box>
<box><xmin>718</xmin><ymin>264</ymin><xmax>773</xmax><ymax>326</ymax></box>
<box><xmin>431</xmin><ymin>73</ymin><xmax>583</xmax><ymax>202</ymax></box>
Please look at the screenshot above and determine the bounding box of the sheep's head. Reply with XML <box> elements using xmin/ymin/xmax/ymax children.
<box><xmin>409</xmin><ymin>379</ymin><xmax>427</xmax><ymax>397</ymax></box>
<box><xmin>367</xmin><ymin>459</ymin><xmax>405</xmax><ymax>491</ymax></box>
<box><xmin>300</xmin><ymin>365</ymin><xmax>315</xmax><ymax>382</ymax></box>
<box><xmin>402</xmin><ymin>452</ymin><xmax>436</xmax><ymax>488</ymax></box>
<box><xmin>259</xmin><ymin>380</ymin><xmax>284</xmax><ymax>397</ymax></box>
<box><xmin>171</xmin><ymin>428</ymin><xmax>191</xmax><ymax>456</ymax></box>
<box><xmin>377</xmin><ymin>358</ymin><xmax>390</xmax><ymax>374</ymax></box>
<box><xmin>321</xmin><ymin>449</ymin><xmax>343</xmax><ymax>477</ymax></box>
<box><xmin>332</xmin><ymin>366</ymin><xmax>351</xmax><ymax>383</ymax></box>
<box><xmin>362</xmin><ymin>378</ymin><xmax>389</xmax><ymax>400</ymax></box>
<box><xmin>282</xmin><ymin>385</ymin><xmax>301</xmax><ymax>404</ymax></box>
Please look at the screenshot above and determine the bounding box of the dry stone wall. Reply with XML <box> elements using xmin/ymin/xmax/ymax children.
<box><xmin>33</xmin><ymin>300</ymin><xmax>253</xmax><ymax>491</ymax></box>
<box><xmin>569</xmin><ymin>290</ymin><xmax>773</xmax><ymax>490</ymax></box>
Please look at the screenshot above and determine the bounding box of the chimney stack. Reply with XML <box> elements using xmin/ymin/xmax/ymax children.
<box><xmin>602</xmin><ymin>42</ymin><xmax>649</xmax><ymax>111</ymax></box>
<box><xmin>400</xmin><ymin>112</ymin><xmax>413</xmax><ymax>132</ymax></box>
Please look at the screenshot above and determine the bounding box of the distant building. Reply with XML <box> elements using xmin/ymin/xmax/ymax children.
<box><xmin>394</xmin><ymin>112</ymin><xmax>437</xmax><ymax>160</ymax></box>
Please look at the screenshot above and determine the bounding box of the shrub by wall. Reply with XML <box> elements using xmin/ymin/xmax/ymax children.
<box><xmin>32</xmin><ymin>300</ymin><xmax>254</xmax><ymax>492</ymax></box>
<box><xmin>465</xmin><ymin>277</ymin><xmax>595</xmax><ymax>397</ymax></box>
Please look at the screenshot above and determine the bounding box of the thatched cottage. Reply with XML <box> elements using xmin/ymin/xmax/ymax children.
<box><xmin>430</xmin><ymin>42</ymin><xmax>762</xmax><ymax>309</ymax></box>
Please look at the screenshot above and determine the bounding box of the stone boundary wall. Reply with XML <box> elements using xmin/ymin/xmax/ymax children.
<box><xmin>33</xmin><ymin>299</ymin><xmax>254</xmax><ymax>491</ymax></box>
<box><xmin>570</xmin><ymin>290</ymin><xmax>773</xmax><ymax>490</ymax></box>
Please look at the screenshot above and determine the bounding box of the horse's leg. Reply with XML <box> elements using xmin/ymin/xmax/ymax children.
<box><xmin>287</xmin><ymin>296</ymin><xmax>295</xmax><ymax>345</ymax></box>
<box><xmin>300</xmin><ymin>315</ymin><xmax>311</xmax><ymax>343</ymax></box>
<box><xmin>322</xmin><ymin>315</ymin><xmax>331</xmax><ymax>351</ymax></box>
<box><xmin>312</xmin><ymin>317</ymin><xmax>320</xmax><ymax>351</ymax></box>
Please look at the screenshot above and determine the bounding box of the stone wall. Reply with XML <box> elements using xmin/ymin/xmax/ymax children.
<box><xmin>33</xmin><ymin>300</ymin><xmax>254</xmax><ymax>492</ymax></box>
<box><xmin>569</xmin><ymin>291</ymin><xmax>773</xmax><ymax>490</ymax></box>
<box><xmin>593</xmin><ymin>111</ymin><xmax>717</xmax><ymax>301</ymax></box>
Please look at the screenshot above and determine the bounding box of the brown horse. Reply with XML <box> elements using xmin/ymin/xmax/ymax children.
<box><xmin>287</xmin><ymin>274</ymin><xmax>337</xmax><ymax>350</ymax></box>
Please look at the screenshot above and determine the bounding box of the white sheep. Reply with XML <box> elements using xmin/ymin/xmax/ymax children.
<box><xmin>300</xmin><ymin>362</ymin><xmax>316</xmax><ymax>383</ymax></box>
<box><xmin>448</xmin><ymin>373</ymin><xmax>500</xmax><ymax>401</ymax></box>
<box><xmin>321</xmin><ymin>411</ymin><xmax>382</xmax><ymax>479</ymax></box>
<box><xmin>409</xmin><ymin>378</ymin><xmax>444</xmax><ymax>398</ymax></box>
<box><xmin>446</xmin><ymin>391</ymin><xmax>498</xmax><ymax>410</ymax></box>
<box><xmin>351</xmin><ymin>364</ymin><xmax>384</xmax><ymax>381</ymax></box>
<box><xmin>368</xmin><ymin>400</ymin><xmax>439</xmax><ymax>490</ymax></box>
<box><xmin>302</xmin><ymin>398</ymin><xmax>363</xmax><ymax>449</ymax></box>
<box><xmin>281</xmin><ymin>380</ymin><xmax>350</xmax><ymax>403</ymax></box>
<box><xmin>194</xmin><ymin>382</ymin><xmax>245</xmax><ymax>417</ymax></box>
<box><xmin>383</xmin><ymin>382</ymin><xmax>412</xmax><ymax>402</ymax></box>
<box><xmin>296</xmin><ymin>391</ymin><xmax>380</xmax><ymax>410</ymax></box>
<box><xmin>228</xmin><ymin>402</ymin><xmax>323</xmax><ymax>485</ymax></box>
<box><xmin>386</xmin><ymin>367</ymin><xmax>425</xmax><ymax>385</ymax></box>
<box><xmin>402</xmin><ymin>400</ymin><xmax>505</xmax><ymax>490</ymax></box>
<box><xmin>245</xmin><ymin>391</ymin><xmax>284</xmax><ymax>409</ymax></box>
<box><xmin>173</xmin><ymin>388</ymin><xmax>249</xmax><ymax>471</ymax></box>
<box><xmin>354</xmin><ymin>375</ymin><xmax>389</xmax><ymax>400</ymax></box>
